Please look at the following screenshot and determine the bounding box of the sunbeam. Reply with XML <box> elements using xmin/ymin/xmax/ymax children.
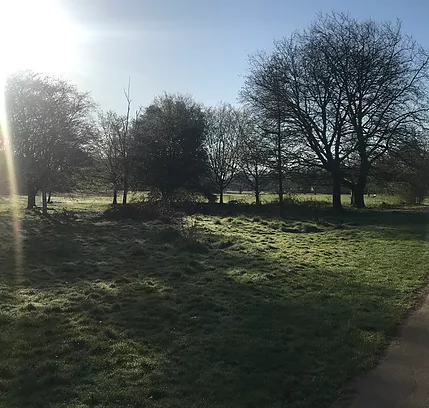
<box><xmin>0</xmin><ymin>75</ymin><xmax>23</xmax><ymax>283</ymax></box>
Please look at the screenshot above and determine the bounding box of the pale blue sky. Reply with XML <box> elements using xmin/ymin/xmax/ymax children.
<box><xmin>60</xmin><ymin>0</ymin><xmax>429</xmax><ymax>114</ymax></box>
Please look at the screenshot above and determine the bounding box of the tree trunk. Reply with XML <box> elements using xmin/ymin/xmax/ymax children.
<box><xmin>122</xmin><ymin>179</ymin><xmax>128</xmax><ymax>205</ymax></box>
<box><xmin>27</xmin><ymin>185</ymin><xmax>36</xmax><ymax>209</ymax></box>
<box><xmin>351</xmin><ymin>183</ymin><xmax>366</xmax><ymax>208</ymax></box>
<box><xmin>332</xmin><ymin>176</ymin><xmax>343</xmax><ymax>211</ymax></box>
<box><xmin>113</xmin><ymin>189</ymin><xmax>118</xmax><ymax>205</ymax></box>
<box><xmin>219</xmin><ymin>187</ymin><xmax>224</xmax><ymax>204</ymax></box>
<box><xmin>42</xmin><ymin>189</ymin><xmax>48</xmax><ymax>215</ymax></box>
<box><xmin>255</xmin><ymin>189</ymin><xmax>261</xmax><ymax>205</ymax></box>
<box><xmin>47</xmin><ymin>189</ymin><xmax>52</xmax><ymax>204</ymax></box>
<box><xmin>276</xmin><ymin>102</ymin><xmax>284</xmax><ymax>205</ymax></box>
<box><xmin>276</xmin><ymin>135</ymin><xmax>284</xmax><ymax>205</ymax></box>
<box><xmin>255</xmin><ymin>179</ymin><xmax>260</xmax><ymax>205</ymax></box>
<box><xmin>278</xmin><ymin>174</ymin><xmax>284</xmax><ymax>205</ymax></box>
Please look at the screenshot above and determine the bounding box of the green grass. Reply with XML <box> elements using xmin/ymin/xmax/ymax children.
<box><xmin>222</xmin><ymin>192</ymin><xmax>405</xmax><ymax>207</ymax></box>
<box><xmin>0</xmin><ymin>195</ymin><xmax>428</xmax><ymax>407</ymax></box>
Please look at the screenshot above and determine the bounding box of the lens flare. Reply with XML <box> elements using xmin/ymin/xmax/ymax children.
<box><xmin>0</xmin><ymin>76</ymin><xmax>23</xmax><ymax>283</ymax></box>
<box><xmin>0</xmin><ymin>0</ymin><xmax>85</xmax><ymax>77</ymax></box>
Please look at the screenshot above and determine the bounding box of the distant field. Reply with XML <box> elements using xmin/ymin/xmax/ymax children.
<box><xmin>5</xmin><ymin>190</ymin><xmax>407</xmax><ymax>208</ymax></box>
<box><xmin>0</xmin><ymin>191</ymin><xmax>415</xmax><ymax>209</ymax></box>
<box><xmin>221</xmin><ymin>192</ymin><xmax>404</xmax><ymax>207</ymax></box>
<box><xmin>0</xmin><ymin>195</ymin><xmax>428</xmax><ymax>407</ymax></box>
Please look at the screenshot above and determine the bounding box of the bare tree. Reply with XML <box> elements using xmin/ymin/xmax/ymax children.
<box><xmin>312</xmin><ymin>15</ymin><xmax>429</xmax><ymax>207</ymax></box>
<box><xmin>240</xmin><ymin>57</ymin><xmax>289</xmax><ymax>204</ymax></box>
<box><xmin>242</xmin><ymin>35</ymin><xmax>353</xmax><ymax>210</ymax></box>
<box><xmin>6</xmin><ymin>71</ymin><xmax>94</xmax><ymax>213</ymax></box>
<box><xmin>120</xmin><ymin>78</ymin><xmax>132</xmax><ymax>205</ymax></box>
<box><xmin>96</xmin><ymin>79</ymin><xmax>140</xmax><ymax>205</ymax></box>
<box><xmin>241</xmin><ymin>13</ymin><xmax>429</xmax><ymax>209</ymax></box>
<box><xmin>97</xmin><ymin>111</ymin><xmax>123</xmax><ymax>204</ymax></box>
<box><xmin>238</xmin><ymin>114</ymin><xmax>271</xmax><ymax>205</ymax></box>
<box><xmin>205</xmin><ymin>103</ymin><xmax>241</xmax><ymax>204</ymax></box>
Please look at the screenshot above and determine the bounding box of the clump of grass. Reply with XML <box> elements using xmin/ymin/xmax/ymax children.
<box><xmin>300</xmin><ymin>223</ymin><xmax>323</xmax><ymax>233</ymax></box>
<box><xmin>281</xmin><ymin>225</ymin><xmax>301</xmax><ymax>233</ymax></box>
<box><xmin>218</xmin><ymin>238</ymin><xmax>234</xmax><ymax>249</ymax></box>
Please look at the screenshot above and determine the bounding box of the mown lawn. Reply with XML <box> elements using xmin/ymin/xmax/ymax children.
<box><xmin>0</xmin><ymin>196</ymin><xmax>428</xmax><ymax>408</ymax></box>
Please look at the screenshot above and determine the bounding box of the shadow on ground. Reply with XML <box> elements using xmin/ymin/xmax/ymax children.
<box><xmin>0</xmin><ymin>208</ymin><xmax>427</xmax><ymax>408</ymax></box>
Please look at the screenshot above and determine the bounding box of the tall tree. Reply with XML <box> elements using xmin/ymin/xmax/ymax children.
<box><xmin>5</xmin><ymin>71</ymin><xmax>94</xmax><ymax>213</ymax></box>
<box><xmin>205</xmin><ymin>103</ymin><xmax>241</xmax><ymax>204</ymax></box>
<box><xmin>241</xmin><ymin>13</ymin><xmax>429</xmax><ymax>209</ymax></box>
<box><xmin>97</xmin><ymin>111</ymin><xmax>123</xmax><ymax>204</ymax></box>
<box><xmin>240</xmin><ymin>58</ymin><xmax>289</xmax><ymax>204</ymax></box>
<box><xmin>119</xmin><ymin>79</ymin><xmax>134</xmax><ymax>205</ymax></box>
<box><xmin>311</xmin><ymin>14</ymin><xmax>429</xmax><ymax>207</ymax></box>
<box><xmin>238</xmin><ymin>114</ymin><xmax>271</xmax><ymax>205</ymax></box>
<box><xmin>96</xmin><ymin>80</ymin><xmax>139</xmax><ymax>205</ymax></box>
<box><xmin>133</xmin><ymin>93</ymin><xmax>208</xmax><ymax>199</ymax></box>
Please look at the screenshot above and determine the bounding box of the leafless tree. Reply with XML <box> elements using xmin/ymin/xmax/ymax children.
<box><xmin>119</xmin><ymin>78</ymin><xmax>133</xmax><ymax>205</ymax></box>
<box><xmin>238</xmin><ymin>113</ymin><xmax>271</xmax><ymax>205</ymax></box>
<box><xmin>96</xmin><ymin>79</ymin><xmax>140</xmax><ymax>205</ymax></box>
<box><xmin>205</xmin><ymin>103</ymin><xmax>241</xmax><ymax>204</ymax></box>
<box><xmin>97</xmin><ymin>111</ymin><xmax>123</xmax><ymax>204</ymax></box>
<box><xmin>241</xmin><ymin>13</ymin><xmax>429</xmax><ymax>209</ymax></box>
<box><xmin>240</xmin><ymin>57</ymin><xmax>290</xmax><ymax>204</ymax></box>
<box><xmin>312</xmin><ymin>15</ymin><xmax>429</xmax><ymax>207</ymax></box>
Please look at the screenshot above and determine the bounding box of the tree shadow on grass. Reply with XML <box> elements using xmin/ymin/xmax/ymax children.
<box><xmin>0</xmin><ymin>210</ymin><xmax>427</xmax><ymax>407</ymax></box>
<box><xmin>0</xmin><ymin>225</ymin><xmax>414</xmax><ymax>408</ymax></box>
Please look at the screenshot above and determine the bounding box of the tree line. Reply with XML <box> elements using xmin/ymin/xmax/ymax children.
<box><xmin>1</xmin><ymin>12</ymin><xmax>429</xmax><ymax>213</ymax></box>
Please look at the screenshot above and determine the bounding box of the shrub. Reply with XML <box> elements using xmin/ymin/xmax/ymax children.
<box><xmin>102</xmin><ymin>202</ymin><xmax>178</xmax><ymax>222</ymax></box>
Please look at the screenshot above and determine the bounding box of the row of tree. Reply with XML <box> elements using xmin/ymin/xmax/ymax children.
<box><xmin>1</xmin><ymin>12</ymin><xmax>429</xmax><ymax>212</ymax></box>
<box><xmin>240</xmin><ymin>13</ymin><xmax>429</xmax><ymax>210</ymax></box>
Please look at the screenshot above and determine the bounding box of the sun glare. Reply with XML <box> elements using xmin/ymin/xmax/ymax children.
<box><xmin>0</xmin><ymin>75</ymin><xmax>22</xmax><ymax>282</ymax></box>
<box><xmin>0</xmin><ymin>0</ymin><xmax>85</xmax><ymax>78</ymax></box>
<box><xmin>0</xmin><ymin>0</ymin><xmax>84</xmax><ymax>280</ymax></box>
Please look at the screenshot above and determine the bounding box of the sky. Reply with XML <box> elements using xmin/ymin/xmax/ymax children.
<box><xmin>5</xmin><ymin>0</ymin><xmax>429</xmax><ymax>115</ymax></box>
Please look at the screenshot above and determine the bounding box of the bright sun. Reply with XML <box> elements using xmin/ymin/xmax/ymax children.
<box><xmin>0</xmin><ymin>0</ymin><xmax>84</xmax><ymax>78</ymax></box>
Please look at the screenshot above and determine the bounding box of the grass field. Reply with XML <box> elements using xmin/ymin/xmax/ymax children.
<box><xmin>55</xmin><ymin>191</ymin><xmax>408</xmax><ymax>208</ymax></box>
<box><xmin>0</xmin><ymin>195</ymin><xmax>428</xmax><ymax>407</ymax></box>
<box><xmin>222</xmin><ymin>192</ymin><xmax>406</xmax><ymax>207</ymax></box>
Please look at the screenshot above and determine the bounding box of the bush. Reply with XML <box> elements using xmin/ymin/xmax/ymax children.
<box><xmin>102</xmin><ymin>202</ymin><xmax>178</xmax><ymax>222</ymax></box>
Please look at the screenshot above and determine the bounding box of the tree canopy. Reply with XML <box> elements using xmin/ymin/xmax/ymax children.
<box><xmin>5</xmin><ymin>71</ymin><xmax>94</xmax><ymax>211</ymax></box>
<box><xmin>133</xmin><ymin>93</ymin><xmax>208</xmax><ymax>199</ymax></box>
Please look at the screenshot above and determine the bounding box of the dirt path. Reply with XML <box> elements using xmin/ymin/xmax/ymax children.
<box><xmin>346</xmin><ymin>213</ymin><xmax>429</xmax><ymax>408</ymax></box>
